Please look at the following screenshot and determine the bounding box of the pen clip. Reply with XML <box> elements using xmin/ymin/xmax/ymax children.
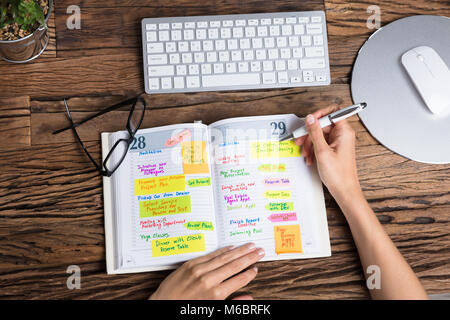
<box><xmin>329</xmin><ymin>103</ymin><xmax>366</xmax><ymax>123</ymax></box>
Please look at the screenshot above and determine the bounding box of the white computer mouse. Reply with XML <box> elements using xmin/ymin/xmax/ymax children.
<box><xmin>401</xmin><ymin>46</ymin><xmax>450</xmax><ymax>115</ymax></box>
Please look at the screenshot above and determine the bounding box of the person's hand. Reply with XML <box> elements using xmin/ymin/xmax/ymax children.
<box><xmin>149</xmin><ymin>243</ymin><xmax>264</xmax><ymax>300</ymax></box>
<box><xmin>295</xmin><ymin>106</ymin><xmax>362</xmax><ymax>202</ymax></box>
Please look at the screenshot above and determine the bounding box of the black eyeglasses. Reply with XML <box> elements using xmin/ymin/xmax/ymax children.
<box><xmin>53</xmin><ymin>96</ymin><xmax>146</xmax><ymax>177</ymax></box>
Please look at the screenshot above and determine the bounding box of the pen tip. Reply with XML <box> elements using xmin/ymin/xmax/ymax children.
<box><xmin>361</xmin><ymin>102</ymin><xmax>367</xmax><ymax>108</ymax></box>
<box><xmin>280</xmin><ymin>134</ymin><xmax>293</xmax><ymax>141</ymax></box>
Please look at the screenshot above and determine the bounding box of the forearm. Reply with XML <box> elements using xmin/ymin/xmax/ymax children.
<box><xmin>334</xmin><ymin>190</ymin><xmax>428</xmax><ymax>300</ymax></box>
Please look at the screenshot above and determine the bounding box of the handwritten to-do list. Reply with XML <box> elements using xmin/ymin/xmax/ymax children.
<box><xmin>121</xmin><ymin>125</ymin><xmax>217</xmax><ymax>267</ymax></box>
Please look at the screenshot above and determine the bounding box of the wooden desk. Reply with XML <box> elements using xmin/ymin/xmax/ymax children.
<box><xmin>0</xmin><ymin>0</ymin><xmax>448</xmax><ymax>299</ymax></box>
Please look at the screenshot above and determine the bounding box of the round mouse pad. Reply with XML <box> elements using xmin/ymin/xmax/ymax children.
<box><xmin>351</xmin><ymin>15</ymin><xmax>450</xmax><ymax>164</ymax></box>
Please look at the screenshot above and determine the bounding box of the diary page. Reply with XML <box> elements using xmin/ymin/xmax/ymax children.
<box><xmin>209</xmin><ymin>115</ymin><xmax>330</xmax><ymax>261</ymax></box>
<box><xmin>110</xmin><ymin>123</ymin><xmax>219</xmax><ymax>270</ymax></box>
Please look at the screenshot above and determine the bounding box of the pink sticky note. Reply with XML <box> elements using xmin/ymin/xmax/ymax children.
<box><xmin>268</xmin><ymin>212</ymin><xmax>297</xmax><ymax>222</ymax></box>
<box><xmin>164</xmin><ymin>129</ymin><xmax>192</xmax><ymax>147</ymax></box>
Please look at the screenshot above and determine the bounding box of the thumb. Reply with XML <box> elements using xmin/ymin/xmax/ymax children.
<box><xmin>232</xmin><ymin>295</ymin><xmax>254</xmax><ymax>300</ymax></box>
<box><xmin>305</xmin><ymin>114</ymin><xmax>329</xmax><ymax>154</ymax></box>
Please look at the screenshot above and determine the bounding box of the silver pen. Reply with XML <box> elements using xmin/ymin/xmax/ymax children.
<box><xmin>280</xmin><ymin>102</ymin><xmax>367</xmax><ymax>141</ymax></box>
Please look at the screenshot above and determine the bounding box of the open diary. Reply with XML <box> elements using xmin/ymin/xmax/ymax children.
<box><xmin>102</xmin><ymin>114</ymin><xmax>331</xmax><ymax>274</ymax></box>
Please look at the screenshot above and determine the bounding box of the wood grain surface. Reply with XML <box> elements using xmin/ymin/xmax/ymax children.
<box><xmin>0</xmin><ymin>0</ymin><xmax>449</xmax><ymax>300</ymax></box>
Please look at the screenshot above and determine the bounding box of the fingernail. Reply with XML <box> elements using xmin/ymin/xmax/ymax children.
<box><xmin>247</xmin><ymin>243</ymin><xmax>256</xmax><ymax>250</ymax></box>
<box><xmin>306</xmin><ymin>114</ymin><xmax>315</xmax><ymax>125</ymax></box>
<box><xmin>257</xmin><ymin>248</ymin><xmax>265</xmax><ymax>256</ymax></box>
<box><xmin>228</xmin><ymin>245</ymin><xmax>235</xmax><ymax>250</ymax></box>
<box><xmin>253</xmin><ymin>266</ymin><xmax>258</xmax><ymax>273</ymax></box>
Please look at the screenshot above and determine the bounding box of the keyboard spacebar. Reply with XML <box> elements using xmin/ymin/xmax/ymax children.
<box><xmin>202</xmin><ymin>73</ymin><xmax>260</xmax><ymax>87</ymax></box>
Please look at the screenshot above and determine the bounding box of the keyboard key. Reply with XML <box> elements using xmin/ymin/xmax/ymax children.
<box><xmin>316</xmin><ymin>75</ymin><xmax>327</xmax><ymax>81</ymax></box>
<box><xmin>146</xmin><ymin>31</ymin><xmax>157</xmax><ymax>42</ymax></box>
<box><xmin>185</xmin><ymin>22</ymin><xmax>195</xmax><ymax>28</ymax></box>
<box><xmin>171</xmin><ymin>30</ymin><xmax>182</xmax><ymax>41</ymax></box>
<box><xmin>262</xmin><ymin>72</ymin><xmax>276</xmax><ymax>84</ymax></box>
<box><xmin>286</xmin><ymin>17</ymin><xmax>296</xmax><ymax>24</ymax></box>
<box><xmin>186</xmin><ymin>76</ymin><xmax>200</xmax><ymax>88</ymax></box>
<box><xmin>178</xmin><ymin>42</ymin><xmax>189</xmax><ymax>52</ymax></box>
<box><xmin>216</xmin><ymin>40</ymin><xmax>226</xmax><ymax>51</ymax></box>
<box><xmin>166</xmin><ymin>42</ymin><xmax>176</xmax><ymax>52</ymax></box>
<box><xmin>202</xmin><ymin>73</ymin><xmax>260</xmax><ymax>87</ymax></box>
<box><xmin>169</xmin><ymin>53</ymin><xmax>180</xmax><ymax>64</ymax></box>
<box><xmin>245</xmin><ymin>27</ymin><xmax>256</xmax><ymax>37</ymax></box>
<box><xmin>298</xmin><ymin>17</ymin><xmax>309</xmax><ymax>23</ymax></box>
<box><xmin>288</xmin><ymin>36</ymin><xmax>299</xmax><ymax>47</ymax></box>
<box><xmin>191</xmin><ymin>41</ymin><xmax>201</xmax><ymax>52</ymax></box>
<box><xmin>261</xmin><ymin>18</ymin><xmax>271</xmax><ymax>25</ymax></box>
<box><xmin>238</xmin><ymin>62</ymin><xmax>249</xmax><ymax>72</ymax></box>
<box><xmin>278</xmin><ymin>71</ymin><xmax>288</xmax><ymax>83</ymax></box>
<box><xmin>250</xmin><ymin>61</ymin><xmax>261</xmax><ymax>72</ymax></box>
<box><xmin>233</xmin><ymin>27</ymin><xmax>244</xmax><ymax>38</ymax></box>
<box><xmin>213</xmin><ymin>63</ymin><xmax>224</xmax><ymax>73</ymax></box>
<box><xmin>257</xmin><ymin>26</ymin><xmax>268</xmax><ymax>37</ymax></box>
<box><xmin>287</xmin><ymin>59</ymin><xmax>298</xmax><ymax>70</ymax></box>
<box><xmin>255</xmin><ymin>49</ymin><xmax>266</xmax><ymax>60</ymax></box>
<box><xmin>201</xmin><ymin>64</ymin><xmax>212</xmax><ymax>74</ymax></box>
<box><xmin>303</xmin><ymin>70</ymin><xmax>313</xmax><ymax>77</ymax></box>
<box><xmin>313</xmin><ymin>35</ymin><xmax>324</xmax><ymax>46</ymax></box>
<box><xmin>206</xmin><ymin>52</ymin><xmax>217</xmax><ymax>62</ymax></box>
<box><xmin>274</xmin><ymin>18</ymin><xmax>284</xmax><ymax>24</ymax></box>
<box><xmin>146</xmin><ymin>24</ymin><xmax>157</xmax><ymax>30</ymax></box>
<box><xmin>293</xmin><ymin>24</ymin><xmax>305</xmax><ymax>35</ymax></box>
<box><xmin>189</xmin><ymin>64</ymin><xmax>199</xmax><ymax>75</ymax></box>
<box><xmin>275</xmin><ymin>60</ymin><xmax>286</xmax><ymax>71</ymax></box>
<box><xmin>210</xmin><ymin>21</ymin><xmax>221</xmax><ymax>28</ymax></box>
<box><xmin>268</xmin><ymin>49</ymin><xmax>278</xmax><ymax>59</ymax></box>
<box><xmin>147</xmin><ymin>42</ymin><xmax>164</xmax><ymax>53</ymax></box>
<box><xmin>282</xmin><ymin>25</ymin><xmax>292</xmax><ymax>36</ymax></box>
<box><xmin>304</xmin><ymin>76</ymin><xmax>314</xmax><ymax>82</ymax></box>
<box><xmin>263</xmin><ymin>60</ymin><xmax>273</xmax><ymax>71</ymax></box>
<box><xmin>269</xmin><ymin>25</ymin><xmax>280</xmax><ymax>36</ymax></box>
<box><xmin>221</xmin><ymin>28</ymin><xmax>232</xmax><ymax>38</ymax></box>
<box><xmin>158</xmin><ymin>23</ymin><xmax>170</xmax><ymax>30</ymax></box>
<box><xmin>148</xmin><ymin>54</ymin><xmax>167</xmax><ymax>65</ymax></box>
<box><xmin>293</xmin><ymin>47</ymin><xmax>303</xmax><ymax>58</ymax></box>
<box><xmin>148</xmin><ymin>78</ymin><xmax>159</xmax><ymax>90</ymax></box>
<box><xmin>161</xmin><ymin>77</ymin><xmax>172</xmax><ymax>89</ymax></box>
<box><xmin>301</xmin><ymin>35</ymin><xmax>311</xmax><ymax>46</ymax></box>
<box><xmin>158</xmin><ymin>31</ymin><xmax>169</xmax><ymax>41</ymax></box>
<box><xmin>231</xmin><ymin>50</ymin><xmax>242</xmax><ymax>61</ymax></box>
<box><xmin>243</xmin><ymin>50</ymin><xmax>254</xmax><ymax>60</ymax></box>
<box><xmin>208</xmin><ymin>28</ymin><xmax>219</xmax><ymax>39</ymax></box>
<box><xmin>291</xmin><ymin>76</ymin><xmax>302</xmax><ymax>83</ymax></box>
<box><xmin>248</xmin><ymin>19</ymin><xmax>259</xmax><ymax>26</ymax></box>
<box><xmin>264</xmin><ymin>37</ymin><xmax>275</xmax><ymax>48</ymax></box>
<box><xmin>305</xmin><ymin>47</ymin><xmax>324</xmax><ymax>57</ymax></box>
<box><xmin>196</xmin><ymin>29</ymin><xmax>207</xmax><ymax>39</ymax></box>
<box><xmin>226</xmin><ymin>62</ymin><xmax>237</xmax><ymax>73</ymax></box>
<box><xmin>311</xmin><ymin>16</ymin><xmax>322</xmax><ymax>23</ymax></box>
<box><xmin>223</xmin><ymin>20</ymin><xmax>233</xmax><ymax>27</ymax></box>
<box><xmin>194</xmin><ymin>52</ymin><xmax>205</xmax><ymax>63</ymax></box>
<box><xmin>240</xmin><ymin>38</ymin><xmax>250</xmax><ymax>49</ymax></box>
<box><xmin>252</xmin><ymin>38</ymin><xmax>263</xmax><ymax>48</ymax></box>
<box><xmin>300</xmin><ymin>58</ymin><xmax>325</xmax><ymax>69</ymax></box>
<box><xmin>172</xmin><ymin>22</ymin><xmax>182</xmax><ymax>29</ymax></box>
<box><xmin>280</xmin><ymin>48</ymin><xmax>291</xmax><ymax>59</ymax></box>
<box><xmin>176</xmin><ymin>65</ymin><xmax>187</xmax><ymax>75</ymax></box>
<box><xmin>182</xmin><ymin>53</ymin><xmax>193</xmax><ymax>64</ymax></box>
<box><xmin>306</xmin><ymin>24</ymin><xmax>322</xmax><ymax>34</ymax></box>
<box><xmin>174</xmin><ymin>76</ymin><xmax>185</xmax><ymax>88</ymax></box>
<box><xmin>184</xmin><ymin>29</ymin><xmax>194</xmax><ymax>40</ymax></box>
<box><xmin>236</xmin><ymin>19</ymin><xmax>246</xmax><ymax>26</ymax></box>
<box><xmin>197</xmin><ymin>21</ymin><xmax>208</xmax><ymax>28</ymax></box>
<box><xmin>276</xmin><ymin>37</ymin><xmax>287</xmax><ymax>47</ymax></box>
<box><xmin>228</xmin><ymin>39</ymin><xmax>238</xmax><ymax>50</ymax></box>
<box><xmin>219</xmin><ymin>51</ymin><xmax>230</xmax><ymax>62</ymax></box>
<box><xmin>203</xmin><ymin>40</ymin><xmax>214</xmax><ymax>51</ymax></box>
<box><xmin>148</xmin><ymin>65</ymin><xmax>174</xmax><ymax>76</ymax></box>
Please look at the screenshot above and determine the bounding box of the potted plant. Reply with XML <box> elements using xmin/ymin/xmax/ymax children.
<box><xmin>0</xmin><ymin>0</ymin><xmax>53</xmax><ymax>63</ymax></box>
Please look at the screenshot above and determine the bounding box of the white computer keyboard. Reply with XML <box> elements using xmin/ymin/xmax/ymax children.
<box><xmin>142</xmin><ymin>11</ymin><xmax>330</xmax><ymax>94</ymax></box>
